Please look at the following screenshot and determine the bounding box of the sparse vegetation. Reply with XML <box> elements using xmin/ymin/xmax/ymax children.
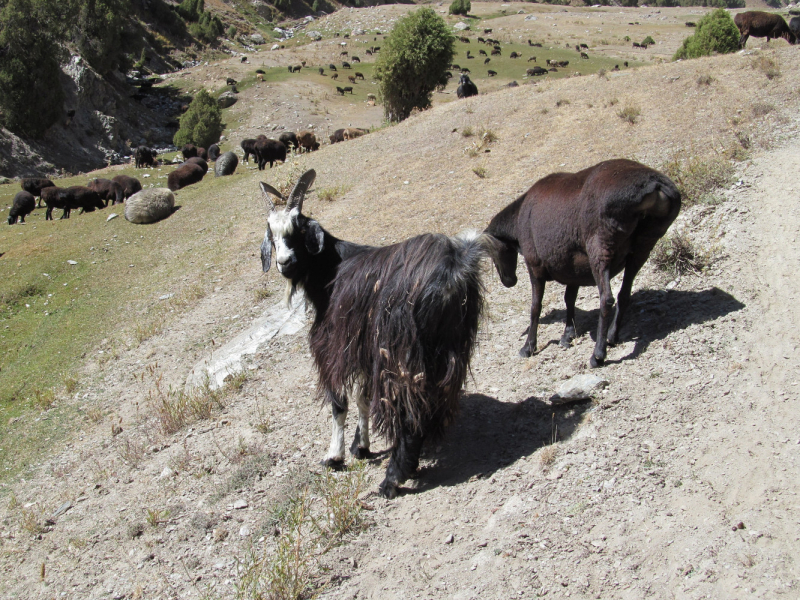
<box><xmin>752</xmin><ymin>55</ymin><xmax>780</xmax><ymax>80</ymax></box>
<box><xmin>448</xmin><ymin>0</ymin><xmax>470</xmax><ymax>16</ymax></box>
<box><xmin>752</xmin><ymin>102</ymin><xmax>774</xmax><ymax>117</ymax></box>
<box><xmin>617</xmin><ymin>104</ymin><xmax>641</xmax><ymax>124</ymax></box>
<box><xmin>697</xmin><ymin>74</ymin><xmax>714</xmax><ymax>86</ymax></box>
<box><xmin>663</xmin><ymin>150</ymin><xmax>735</xmax><ymax>206</ymax></box>
<box><xmin>674</xmin><ymin>9</ymin><xmax>739</xmax><ymax>61</ymax></box>
<box><xmin>173</xmin><ymin>89</ymin><xmax>224</xmax><ymax>149</ymax></box>
<box><xmin>461</xmin><ymin>126</ymin><xmax>474</xmax><ymax>137</ymax></box>
<box><xmin>374</xmin><ymin>8</ymin><xmax>456</xmax><ymax>122</ymax></box>
<box><xmin>556</xmin><ymin>98</ymin><xmax>570</xmax><ymax>107</ymax></box>
<box><xmin>317</xmin><ymin>184</ymin><xmax>348</xmax><ymax>202</ymax></box>
<box><xmin>472</xmin><ymin>165</ymin><xmax>487</xmax><ymax>178</ymax></box>
<box><xmin>651</xmin><ymin>232</ymin><xmax>710</xmax><ymax>275</ymax></box>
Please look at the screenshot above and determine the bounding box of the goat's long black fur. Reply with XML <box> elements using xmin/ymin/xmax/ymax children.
<box><xmin>260</xmin><ymin>171</ymin><xmax>501</xmax><ymax>498</ymax></box>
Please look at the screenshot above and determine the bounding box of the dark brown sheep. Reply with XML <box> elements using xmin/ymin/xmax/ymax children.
<box><xmin>44</xmin><ymin>186</ymin><xmax>105</xmax><ymax>220</ymax></box>
<box><xmin>134</xmin><ymin>146</ymin><xmax>158</xmax><ymax>168</ymax></box>
<box><xmin>329</xmin><ymin>128</ymin><xmax>345</xmax><ymax>144</ymax></box>
<box><xmin>296</xmin><ymin>130</ymin><xmax>320</xmax><ymax>152</ymax></box>
<box><xmin>21</xmin><ymin>178</ymin><xmax>55</xmax><ymax>207</ymax></box>
<box><xmin>182</xmin><ymin>144</ymin><xmax>198</xmax><ymax>160</ymax></box>
<box><xmin>485</xmin><ymin>159</ymin><xmax>680</xmax><ymax>368</ymax></box>
<box><xmin>184</xmin><ymin>157</ymin><xmax>209</xmax><ymax>175</ymax></box>
<box><xmin>167</xmin><ymin>163</ymin><xmax>205</xmax><ymax>191</ymax></box>
<box><xmin>87</xmin><ymin>178</ymin><xmax>124</xmax><ymax>205</ymax></box>
<box><xmin>111</xmin><ymin>175</ymin><xmax>142</xmax><ymax>200</ymax></box>
<box><xmin>8</xmin><ymin>191</ymin><xmax>36</xmax><ymax>224</ymax></box>
<box><xmin>254</xmin><ymin>138</ymin><xmax>286</xmax><ymax>170</ymax></box>
<box><xmin>734</xmin><ymin>11</ymin><xmax>795</xmax><ymax>48</ymax></box>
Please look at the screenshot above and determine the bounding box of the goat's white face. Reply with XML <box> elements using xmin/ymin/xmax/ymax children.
<box><xmin>267</xmin><ymin>207</ymin><xmax>299</xmax><ymax>275</ymax></box>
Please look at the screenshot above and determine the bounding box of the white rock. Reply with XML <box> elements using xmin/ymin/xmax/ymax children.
<box><xmin>250</xmin><ymin>33</ymin><xmax>265</xmax><ymax>45</ymax></box>
<box><xmin>67</xmin><ymin>260</ymin><xmax>78</xmax><ymax>265</ymax></box>
<box><xmin>555</xmin><ymin>374</ymin><xmax>609</xmax><ymax>401</ymax></box>
<box><xmin>271</xmin><ymin>44</ymin><xmax>280</xmax><ymax>51</ymax></box>
<box><xmin>106</xmin><ymin>213</ymin><xmax>118</xmax><ymax>221</ymax></box>
<box><xmin>239</xmin><ymin>525</ymin><xmax>251</xmax><ymax>537</ymax></box>
<box><xmin>233</xmin><ymin>499</ymin><xmax>248</xmax><ymax>509</ymax></box>
<box><xmin>444</xmin><ymin>533</ymin><xmax>454</xmax><ymax>544</ymax></box>
<box><xmin>160</xmin><ymin>467</ymin><xmax>173</xmax><ymax>478</ymax></box>
<box><xmin>454</xmin><ymin>22</ymin><xmax>470</xmax><ymax>31</ymax></box>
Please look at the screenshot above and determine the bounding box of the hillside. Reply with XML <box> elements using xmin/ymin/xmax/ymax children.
<box><xmin>2</xmin><ymin>4</ymin><xmax>800</xmax><ymax>599</ymax></box>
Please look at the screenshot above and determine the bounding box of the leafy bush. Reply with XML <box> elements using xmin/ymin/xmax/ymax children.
<box><xmin>226</xmin><ymin>25</ymin><xmax>237</xmax><ymax>38</ymax></box>
<box><xmin>0</xmin><ymin>0</ymin><xmax>65</xmax><ymax>137</ymax></box>
<box><xmin>374</xmin><ymin>8</ymin><xmax>455</xmax><ymax>122</ymax></box>
<box><xmin>176</xmin><ymin>0</ymin><xmax>203</xmax><ymax>21</ymax></box>
<box><xmin>448</xmin><ymin>0</ymin><xmax>470</xmax><ymax>16</ymax></box>
<box><xmin>674</xmin><ymin>8</ymin><xmax>739</xmax><ymax>60</ymax></box>
<box><xmin>173</xmin><ymin>90</ymin><xmax>224</xmax><ymax>149</ymax></box>
<box><xmin>642</xmin><ymin>35</ymin><xmax>655</xmax><ymax>45</ymax></box>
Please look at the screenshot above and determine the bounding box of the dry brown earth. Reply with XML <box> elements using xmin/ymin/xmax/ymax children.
<box><xmin>2</xmin><ymin>6</ymin><xmax>800</xmax><ymax>599</ymax></box>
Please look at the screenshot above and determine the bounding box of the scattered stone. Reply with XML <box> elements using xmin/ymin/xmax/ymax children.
<box><xmin>128</xmin><ymin>522</ymin><xmax>145</xmax><ymax>539</ymax></box>
<box><xmin>213</xmin><ymin>527</ymin><xmax>228</xmax><ymax>542</ymax></box>
<box><xmin>217</xmin><ymin>91</ymin><xmax>238</xmax><ymax>109</ymax></box>
<box><xmin>67</xmin><ymin>260</ymin><xmax>78</xmax><ymax>265</ymax></box>
<box><xmin>160</xmin><ymin>467</ymin><xmax>173</xmax><ymax>478</ymax></box>
<box><xmin>232</xmin><ymin>499</ymin><xmax>248</xmax><ymax>510</ymax></box>
<box><xmin>250</xmin><ymin>33</ymin><xmax>265</xmax><ymax>45</ymax></box>
<box><xmin>454</xmin><ymin>22</ymin><xmax>470</xmax><ymax>31</ymax></box>
<box><xmin>106</xmin><ymin>213</ymin><xmax>118</xmax><ymax>222</ymax></box>
<box><xmin>52</xmin><ymin>501</ymin><xmax>72</xmax><ymax>518</ymax></box>
<box><xmin>271</xmin><ymin>44</ymin><xmax>280</xmax><ymax>51</ymax></box>
<box><xmin>554</xmin><ymin>374</ymin><xmax>609</xmax><ymax>401</ymax></box>
<box><xmin>239</xmin><ymin>525</ymin><xmax>251</xmax><ymax>537</ymax></box>
<box><xmin>444</xmin><ymin>533</ymin><xmax>454</xmax><ymax>544</ymax></box>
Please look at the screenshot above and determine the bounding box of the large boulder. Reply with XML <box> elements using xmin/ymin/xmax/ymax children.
<box><xmin>124</xmin><ymin>188</ymin><xmax>175</xmax><ymax>224</ymax></box>
<box><xmin>214</xmin><ymin>151</ymin><xmax>239</xmax><ymax>177</ymax></box>
<box><xmin>250</xmin><ymin>33</ymin><xmax>265</xmax><ymax>45</ymax></box>
<box><xmin>218</xmin><ymin>91</ymin><xmax>238</xmax><ymax>108</ymax></box>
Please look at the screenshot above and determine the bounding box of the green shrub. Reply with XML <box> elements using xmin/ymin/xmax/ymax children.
<box><xmin>173</xmin><ymin>90</ymin><xmax>224</xmax><ymax>149</ymax></box>
<box><xmin>176</xmin><ymin>0</ymin><xmax>203</xmax><ymax>21</ymax></box>
<box><xmin>73</xmin><ymin>0</ymin><xmax>129</xmax><ymax>75</ymax></box>
<box><xmin>0</xmin><ymin>0</ymin><xmax>65</xmax><ymax>137</ymax></box>
<box><xmin>226</xmin><ymin>25</ymin><xmax>237</xmax><ymax>38</ymax></box>
<box><xmin>374</xmin><ymin>8</ymin><xmax>455</xmax><ymax>122</ymax></box>
<box><xmin>674</xmin><ymin>8</ymin><xmax>739</xmax><ymax>60</ymax></box>
<box><xmin>642</xmin><ymin>35</ymin><xmax>655</xmax><ymax>45</ymax></box>
<box><xmin>448</xmin><ymin>0</ymin><xmax>470</xmax><ymax>16</ymax></box>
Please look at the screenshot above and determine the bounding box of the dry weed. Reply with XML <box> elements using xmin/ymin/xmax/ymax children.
<box><xmin>63</xmin><ymin>375</ymin><xmax>78</xmax><ymax>394</ymax></box>
<box><xmin>752</xmin><ymin>102</ymin><xmax>774</xmax><ymax>118</ymax></box>
<box><xmin>254</xmin><ymin>287</ymin><xmax>271</xmax><ymax>302</ymax></box>
<box><xmin>556</xmin><ymin>98</ymin><xmax>570</xmax><ymax>107</ymax></box>
<box><xmin>617</xmin><ymin>104</ymin><xmax>641</xmax><ymax>125</ymax></box>
<box><xmin>662</xmin><ymin>150</ymin><xmax>734</xmax><ymax>206</ymax></box>
<box><xmin>472</xmin><ymin>165</ymin><xmax>488</xmax><ymax>179</ymax></box>
<box><xmin>651</xmin><ymin>233</ymin><xmax>710</xmax><ymax>276</ymax></box>
<box><xmin>32</xmin><ymin>387</ymin><xmax>56</xmax><ymax>411</ymax></box>
<box><xmin>696</xmin><ymin>74</ymin><xmax>713</xmax><ymax>86</ymax></box>
<box><xmin>751</xmin><ymin>54</ymin><xmax>780</xmax><ymax>80</ymax></box>
<box><xmin>317</xmin><ymin>184</ymin><xmax>348</xmax><ymax>202</ymax></box>
<box><xmin>114</xmin><ymin>435</ymin><xmax>148</xmax><ymax>468</ymax></box>
<box><xmin>539</xmin><ymin>444</ymin><xmax>558</xmax><ymax>467</ymax></box>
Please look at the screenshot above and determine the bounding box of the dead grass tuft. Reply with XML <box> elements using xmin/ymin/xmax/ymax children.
<box><xmin>472</xmin><ymin>165</ymin><xmax>488</xmax><ymax>179</ymax></box>
<box><xmin>662</xmin><ymin>150</ymin><xmax>735</xmax><ymax>207</ymax></box>
<box><xmin>114</xmin><ymin>435</ymin><xmax>148</xmax><ymax>468</ymax></box>
<box><xmin>556</xmin><ymin>98</ymin><xmax>570</xmax><ymax>107</ymax></box>
<box><xmin>539</xmin><ymin>444</ymin><xmax>558</xmax><ymax>467</ymax></box>
<box><xmin>752</xmin><ymin>102</ymin><xmax>774</xmax><ymax>118</ymax></box>
<box><xmin>317</xmin><ymin>184</ymin><xmax>348</xmax><ymax>202</ymax></box>
<box><xmin>751</xmin><ymin>54</ymin><xmax>780</xmax><ymax>80</ymax></box>
<box><xmin>617</xmin><ymin>104</ymin><xmax>641</xmax><ymax>125</ymax></box>
<box><xmin>32</xmin><ymin>388</ymin><xmax>56</xmax><ymax>411</ymax></box>
<box><xmin>696</xmin><ymin>74</ymin><xmax>713</xmax><ymax>86</ymax></box>
<box><xmin>651</xmin><ymin>233</ymin><xmax>710</xmax><ymax>276</ymax></box>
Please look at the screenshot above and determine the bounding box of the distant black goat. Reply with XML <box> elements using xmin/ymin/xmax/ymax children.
<box><xmin>207</xmin><ymin>144</ymin><xmax>221</xmax><ymax>161</ymax></box>
<box><xmin>485</xmin><ymin>159</ymin><xmax>680</xmax><ymax>367</ymax></box>
<box><xmin>21</xmin><ymin>177</ymin><xmax>55</xmax><ymax>208</ymax></box>
<box><xmin>87</xmin><ymin>178</ymin><xmax>124</xmax><ymax>205</ymax></box>
<box><xmin>254</xmin><ymin>137</ymin><xmax>286</xmax><ymax>170</ymax></box>
<box><xmin>241</xmin><ymin>138</ymin><xmax>261</xmax><ymax>163</ymax></box>
<box><xmin>134</xmin><ymin>146</ymin><xmax>158</xmax><ymax>168</ymax></box>
<box><xmin>258</xmin><ymin>170</ymin><xmax>505</xmax><ymax>498</ymax></box>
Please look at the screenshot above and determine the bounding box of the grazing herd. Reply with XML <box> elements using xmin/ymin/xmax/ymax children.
<box><xmin>260</xmin><ymin>161</ymin><xmax>681</xmax><ymax>497</ymax></box>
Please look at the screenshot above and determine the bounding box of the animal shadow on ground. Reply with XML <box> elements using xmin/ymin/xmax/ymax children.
<box><xmin>538</xmin><ymin>287</ymin><xmax>745</xmax><ymax>363</ymax></box>
<box><xmin>404</xmin><ymin>393</ymin><xmax>592</xmax><ymax>494</ymax></box>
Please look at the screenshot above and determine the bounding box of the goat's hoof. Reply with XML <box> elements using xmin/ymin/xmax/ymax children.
<box><xmin>351</xmin><ymin>447</ymin><xmax>373</xmax><ymax>460</ymax></box>
<box><xmin>589</xmin><ymin>355</ymin><xmax>605</xmax><ymax>369</ymax></box>
<box><xmin>518</xmin><ymin>346</ymin><xmax>534</xmax><ymax>358</ymax></box>
<box><xmin>559</xmin><ymin>336</ymin><xmax>573</xmax><ymax>349</ymax></box>
<box><xmin>378</xmin><ymin>479</ymin><xmax>399</xmax><ymax>499</ymax></box>
<box><xmin>321</xmin><ymin>458</ymin><xmax>346</xmax><ymax>471</ymax></box>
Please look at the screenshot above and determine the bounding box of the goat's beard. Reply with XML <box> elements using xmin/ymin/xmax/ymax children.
<box><xmin>284</xmin><ymin>279</ymin><xmax>304</xmax><ymax>310</ymax></box>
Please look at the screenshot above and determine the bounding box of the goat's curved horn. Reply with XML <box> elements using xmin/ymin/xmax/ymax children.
<box><xmin>287</xmin><ymin>169</ymin><xmax>316</xmax><ymax>212</ymax></box>
<box><xmin>259</xmin><ymin>181</ymin><xmax>282</xmax><ymax>212</ymax></box>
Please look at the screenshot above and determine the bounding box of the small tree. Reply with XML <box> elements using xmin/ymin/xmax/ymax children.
<box><xmin>674</xmin><ymin>8</ymin><xmax>739</xmax><ymax>60</ymax></box>
<box><xmin>374</xmin><ymin>8</ymin><xmax>456</xmax><ymax>122</ymax></box>
<box><xmin>642</xmin><ymin>35</ymin><xmax>655</xmax><ymax>45</ymax></box>
<box><xmin>173</xmin><ymin>90</ymin><xmax>223</xmax><ymax>149</ymax></box>
<box><xmin>449</xmin><ymin>0</ymin><xmax>470</xmax><ymax>16</ymax></box>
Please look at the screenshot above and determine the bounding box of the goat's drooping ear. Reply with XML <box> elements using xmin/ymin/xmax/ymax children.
<box><xmin>260</xmin><ymin>226</ymin><xmax>273</xmax><ymax>273</ymax></box>
<box><xmin>304</xmin><ymin>219</ymin><xmax>325</xmax><ymax>255</ymax></box>
<box><xmin>287</xmin><ymin>169</ymin><xmax>316</xmax><ymax>212</ymax></box>
<box><xmin>259</xmin><ymin>181</ymin><xmax>282</xmax><ymax>210</ymax></box>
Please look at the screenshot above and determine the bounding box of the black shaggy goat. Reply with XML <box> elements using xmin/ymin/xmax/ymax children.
<box><xmin>207</xmin><ymin>144</ymin><xmax>221</xmax><ymax>161</ymax></box>
<box><xmin>254</xmin><ymin>138</ymin><xmax>286</xmax><ymax>170</ymax></box>
<box><xmin>134</xmin><ymin>146</ymin><xmax>158</xmax><ymax>168</ymax></box>
<box><xmin>8</xmin><ymin>191</ymin><xmax>36</xmax><ymax>224</ymax></box>
<box><xmin>241</xmin><ymin>138</ymin><xmax>262</xmax><ymax>163</ymax></box>
<box><xmin>456</xmin><ymin>74</ymin><xmax>478</xmax><ymax>99</ymax></box>
<box><xmin>87</xmin><ymin>178</ymin><xmax>124</xmax><ymax>205</ymax></box>
<box><xmin>259</xmin><ymin>170</ymin><xmax>503</xmax><ymax>499</ymax></box>
<box><xmin>485</xmin><ymin>159</ymin><xmax>681</xmax><ymax>368</ymax></box>
<box><xmin>44</xmin><ymin>186</ymin><xmax>105</xmax><ymax>220</ymax></box>
<box><xmin>168</xmin><ymin>163</ymin><xmax>205</xmax><ymax>191</ymax></box>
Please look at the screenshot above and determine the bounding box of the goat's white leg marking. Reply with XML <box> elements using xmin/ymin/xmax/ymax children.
<box><xmin>354</xmin><ymin>383</ymin><xmax>370</xmax><ymax>451</ymax></box>
<box><xmin>325</xmin><ymin>404</ymin><xmax>347</xmax><ymax>462</ymax></box>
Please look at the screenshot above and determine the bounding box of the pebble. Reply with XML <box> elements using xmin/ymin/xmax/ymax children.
<box><xmin>106</xmin><ymin>213</ymin><xmax>118</xmax><ymax>221</ymax></box>
<box><xmin>555</xmin><ymin>374</ymin><xmax>609</xmax><ymax>401</ymax></box>
<box><xmin>239</xmin><ymin>525</ymin><xmax>251</xmax><ymax>537</ymax></box>
<box><xmin>444</xmin><ymin>533</ymin><xmax>454</xmax><ymax>544</ymax></box>
<box><xmin>52</xmin><ymin>501</ymin><xmax>72</xmax><ymax>518</ymax></box>
<box><xmin>233</xmin><ymin>499</ymin><xmax>248</xmax><ymax>510</ymax></box>
<box><xmin>67</xmin><ymin>260</ymin><xmax>78</xmax><ymax>265</ymax></box>
<box><xmin>159</xmin><ymin>467</ymin><xmax>173</xmax><ymax>478</ymax></box>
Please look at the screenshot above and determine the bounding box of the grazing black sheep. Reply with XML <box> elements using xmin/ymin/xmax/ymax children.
<box><xmin>456</xmin><ymin>74</ymin><xmax>478</xmax><ymax>99</ymax></box>
<box><xmin>329</xmin><ymin>63</ymin><xmax>337</xmax><ymax>71</ymax></box>
<box><xmin>527</xmin><ymin>66</ymin><xmax>548</xmax><ymax>76</ymax></box>
<box><xmin>8</xmin><ymin>191</ymin><xmax>35</xmax><ymax>224</ymax></box>
<box><xmin>254</xmin><ymin>138</ymin><xmax>286</xmax><ymax>170</ymax></box>
<box><xmin>21</xmin><ymin>177</ymin><xmax>55</xmax><ymax>208</ymax></box>
<box><xmin>87</xmin><ymin>178</ymin><xmax>124</xmax><ymax>205</ymax></box>
<box><xmin>485</xmin><ymin>159</ymin><xmax>680</xmax><ymax>367</ymax></box>
<box><xmin>167</xmin><ymin>163</ymin><xmax>205</xmax><ymax>191</ymax></box>
<box><xmin>241</xmin><ymin>138</ymin><xmax>261</xmax><ymax>163</ymax></box>
<box><xmin>111</xmin><ymin>175</ymin><xmax>142</xmax><ymax>200</ymax></box>
<box><xmin>735</xmin><ymin>11</ymin><xmax>796</xmax><ymax>47</ymax></box>
<box><xmin>207</xmin><ymin>144</ymin><xmax>221</xmax><ymax>161</ymax></box>
<box><xmin>182</xmin><ymin>144</ymin><xmax>198</xmax><ymax>160</ymax></box>
<box><xmin>134</xmin><ymin>146</ymin><xmax>158</xmax><ymax>168</ymax></box>
<box><xmin>488</xmin><ymin>69</ymin><xmax>497</xmax><ymax>76</ymax></box>
<box><xmin>226</xmin><ymin>77</ymin><xmax>237</xmax><ymax>86</ymax></box>
<box><xmin>214</xmin><ymin>152</ymin><xmax>239</xmax><ymax>177</ymax></box>
<box><xmin>329</xmin><ymin>128</ymin><xmax>345</xmax><ymax>144</ymax></box>
<box><xmin>184</xmin><ymin>157</ymin><xmax>209</xmax><ymax>175</ymax></box>
<box><xmin>279</xmin><ymin>131</ymin><xmax>300</xmax><ymax>151</ymax></box>
<box><xmin>258</xmin><ymin>171</ymin><xmax>505</xmax><ymax>498</ymax></box>
<box><xmin>44</xmin><ymin>186</ymin><xmax>105</xmax><ymax>220</ymax></box>
<box><xmin>342</xmin><ymin>86</ymin><xmax>354</xmax><ymax>94</ymax></box>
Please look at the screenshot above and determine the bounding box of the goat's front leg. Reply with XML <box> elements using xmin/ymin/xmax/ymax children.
<box><xmin>591</xmin><ymin>267</ymin><xmax>614</xmax><ymax>368</ymax></box>
<box><xmin>349</xmin><ymin>382</ymin><xmax>372</xmax><ymax>459</ymax></box>
<box><xmin>560</xmin><ymin>284</ymin><xmax>579</xmax><ymax>348</ymax></box>
<box><xmin>379</xmin><ymin>428</ymin><xmax>425</xmax><ymax>499</ymax></box>
<box><xmin>520</xmin><ymin>268</ymin><xmax>546</xmax><ymax>358</ymax></box>
<box><xmin>322</xmin><ymin>390</ymin><xmax>347</xmax><ymax>470</ymax></box>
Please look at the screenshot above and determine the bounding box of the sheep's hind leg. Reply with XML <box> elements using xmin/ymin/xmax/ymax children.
<box><xmin>591</xmin><ymin>267</ymin><xmax>614</xmax><ymax>368</ymax></box>
<box><xmin>322</xmin><ymin>391</ymin><xmax>347</xmax><ymax>470</ymax></box>
<box><xmin>349</xmin><ymin>381</ymin><xmax>373</xmax><ymax>459</ymax></box>
<box><xmin>520</xmin><ymin>268</ymin><xmax>546</xmax><ymax>358</ymax></box>
<box><xmin>607</xmin><ymin>243</ymin><xmax>652</xmax><ymax>346</ymax></box>
<box><xmin>560</xmin><ymin>285</ymin><xmax>579</xmax><ymax>348</ymax></box>
<box><xmin>379</xmin><ymin>429</ymin><xmax>424</xmax><ymax>499</ymax></box>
